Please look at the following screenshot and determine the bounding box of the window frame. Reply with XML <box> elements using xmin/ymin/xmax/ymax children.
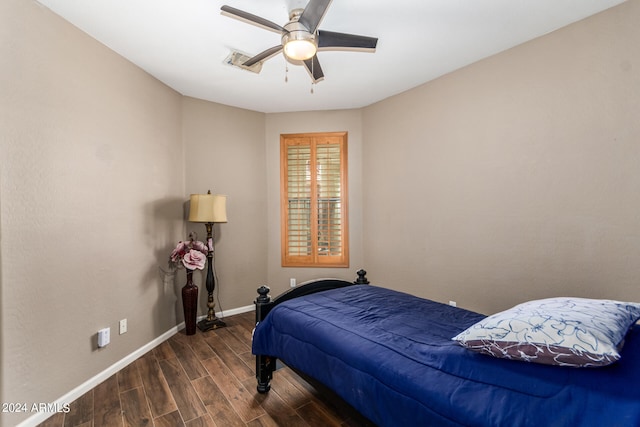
<box><xmin>280</xmin><ymin>131</ymin><xmax>349</xmax><ymax>268</ymax></box>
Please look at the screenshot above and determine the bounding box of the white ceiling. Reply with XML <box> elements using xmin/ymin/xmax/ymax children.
<box><xmin>36</xmin><ymin>0</ymin><xmax>626</xmax><ymax>113</ymax></box>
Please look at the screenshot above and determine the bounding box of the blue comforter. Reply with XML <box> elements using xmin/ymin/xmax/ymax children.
<box><xmin>252</xmin><ymin>285</ymin><xmax>640</xmax><ymax>427</ymax></box>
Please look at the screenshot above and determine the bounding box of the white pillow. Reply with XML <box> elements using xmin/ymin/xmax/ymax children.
<box><xmin>452</xmin><ymin>297</ymin><xmax>640</xmax><ymax>367</ymax></box>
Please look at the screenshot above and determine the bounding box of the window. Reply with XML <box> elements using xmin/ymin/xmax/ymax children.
<box><xmin>281</xmin><ymin>132</ymin><xmax>349</xmax><ymax>267</ymax></box>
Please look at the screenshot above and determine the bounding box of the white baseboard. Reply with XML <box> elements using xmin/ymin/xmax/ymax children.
<box><xmin>16</xmin><ymin>305</ymin><xmax>255</xmax><ymax>427</ymax></box>
<box><xmin>215</xmin><ymin>304</ymin><xmax>255</xmax><ymax>319</ymax></box>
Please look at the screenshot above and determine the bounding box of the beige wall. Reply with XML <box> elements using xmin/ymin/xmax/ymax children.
<box><xmin>1</xmin><ymin>1</ymin><xmax>185</xmax><ymax>425</ymax></box>
<box><xmin>265</xmin><ymin>111</ymin><xmax>365</xmax><ymax>296</ymax></box>
<box><xmin>181</xmin><ymin>97</ymin><xmax>267</xmax><ymax>314</ymax></box>
<box><xmin>362</xmin><ymin>0</ymin><xmax>640</xmax><ymax>314</ymax></box>
<box><xmin>2</xmin><ymin>0</ymin><xmax>640</xmax><ymax>425</ymax></box>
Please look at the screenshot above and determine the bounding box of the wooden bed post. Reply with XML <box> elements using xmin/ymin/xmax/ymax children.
<box><xmin>255</xmin><ymin>285</ymin><xmax>271</xmax><ymax>322</ymax></box>
<box><xmin>355</xmin><ymin>269</ymin><xmax>369</xmax><ymax>284</ymax></box>
<box><xmin>255</xmin><ymin>285</ymin><xmax>275</xmax><ymax>393</ymax></box>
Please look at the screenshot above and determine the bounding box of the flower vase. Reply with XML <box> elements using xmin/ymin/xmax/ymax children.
<box><xmin>182</xmin><ymin>269</ymin><xmax>198</xmax><ymax>335</ymax></box>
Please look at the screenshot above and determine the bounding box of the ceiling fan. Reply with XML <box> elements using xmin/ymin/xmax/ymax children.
<box><xmin>220</xmin><ymin>0</ymin><xmax>378</xmax><ymax>83</ymax></box>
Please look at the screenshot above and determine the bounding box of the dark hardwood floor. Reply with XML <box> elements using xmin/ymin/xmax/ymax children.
<box><xmin>36</xmin><ymin>311</ymin><xmax>375</xmax><ymax>427</ymax></box>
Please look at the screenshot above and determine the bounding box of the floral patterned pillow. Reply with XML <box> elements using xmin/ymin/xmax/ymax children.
<box><xmin>452</xmin><ymin>297</ymin><xmax>640</xmax><ymax>367</ymax></box>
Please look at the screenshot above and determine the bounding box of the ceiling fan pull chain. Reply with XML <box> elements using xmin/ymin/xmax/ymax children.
<box><xmin>285</xmin><ymin>63</ymin><xmax>289</xmax><ymax>83</ymax></box>
<box><xmin>310</xmin><ymin>59</ymin><xmax>314</xmax><ymax>94</ymax></box>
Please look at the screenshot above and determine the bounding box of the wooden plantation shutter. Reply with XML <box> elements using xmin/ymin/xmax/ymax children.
<box><xmin>281</xmin><ymin>132</ymin><xmax>349</xmax><ymax>267</ymax></box>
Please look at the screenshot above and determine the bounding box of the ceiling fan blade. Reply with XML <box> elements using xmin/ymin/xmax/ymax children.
<box><xmin>221</xmin><ymin>5</ymin><xmax>286</xmax><ymax>34</ymax></box>
<box><xmin>298</xmin><ymin>0</ymin><xmax>332</xmax><ymax>33</ymax></box>
<box><xmin>243</xmin><ymin>45</ymin><xmax>283</xmax><ymax>67</ymax></box>
<box><xmin>303</xmin><ymin>55</ymin><xmax>325</xmax><ymax>83</ymax></box>
<box><xmin>318</xmin><ymin>30</ymin><xmax>378</xmax><ymax>50</ymax></box>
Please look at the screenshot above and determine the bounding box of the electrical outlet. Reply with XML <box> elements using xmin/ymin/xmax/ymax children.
<box><xmin>449</xmin><ymin>301</ymin><xmax>457</xmax><ymax>307</ymax></box>
<box><xmin>119</xmin><ymin>319</ymin><xmax>127</xmax><ymax>335</ymax></box>
<box><xmin>290</xmin><ymin>278</ymin><xmax>296</xmax><ymax>288</ymax></box>
<box><xmin>98</xmin><ymin>327</ymin><xmax>110</xmax><ymax>347</ymax></box>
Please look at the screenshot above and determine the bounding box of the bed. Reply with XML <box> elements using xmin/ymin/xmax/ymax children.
<box><xmin>251</xmin><ymin>270</ymin><xmax>640</xmax><ymax>427</ymax></box>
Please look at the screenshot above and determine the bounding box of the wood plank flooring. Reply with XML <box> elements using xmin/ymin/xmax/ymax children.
<box><xmin>36</xmin><ymin>311</ymin><xmax>375</xmax><ymax>427</ymax></box>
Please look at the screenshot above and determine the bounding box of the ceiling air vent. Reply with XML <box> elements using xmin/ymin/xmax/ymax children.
<box><xmin>224</xmin><ymin>51</ymin><xmax>263</xmax><ymax>74</ymax></box>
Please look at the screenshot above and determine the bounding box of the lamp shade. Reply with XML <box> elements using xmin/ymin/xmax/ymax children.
<box><xmin>188</xmin><ymin>193</ymin><xmax>227</xmax><ymax>223</ymax></box>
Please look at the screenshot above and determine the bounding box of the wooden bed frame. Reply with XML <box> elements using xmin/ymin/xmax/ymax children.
<box><xmin>253</xmin><ymin>269</ymin><xmax>370</xmax><ymax>393</ymax></box>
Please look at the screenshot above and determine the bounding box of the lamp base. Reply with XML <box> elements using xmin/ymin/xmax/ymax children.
<box><xmin>197</xmin><ymin>317</ymin><xmax>226</xmax><ymax>332</ymax></box>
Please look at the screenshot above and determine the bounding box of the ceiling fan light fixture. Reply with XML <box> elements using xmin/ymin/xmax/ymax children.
<box><xmin>283</xmin><ymin>38</ymin><xmax>317</xmax><ymax>61</ymax></box>
<box><xmin>281</xmin><ymin>20</ymin><xmax>317</xmax><ymax>61</ymax></box>
<box><xmin>221</xmin><ymin>2</ymin><xmax>378</xmax><ymax>83</ymax></box>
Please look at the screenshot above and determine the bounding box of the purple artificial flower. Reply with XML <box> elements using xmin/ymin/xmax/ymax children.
<box><xmin>169</xmin><ymin>234</ymin><xmax>208</xmax><ymax>270</ymax></box>
<box><xmin>182</xmin><ymin>249</ymin><xmax>207</xmax><ymax>270</ymax></box>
